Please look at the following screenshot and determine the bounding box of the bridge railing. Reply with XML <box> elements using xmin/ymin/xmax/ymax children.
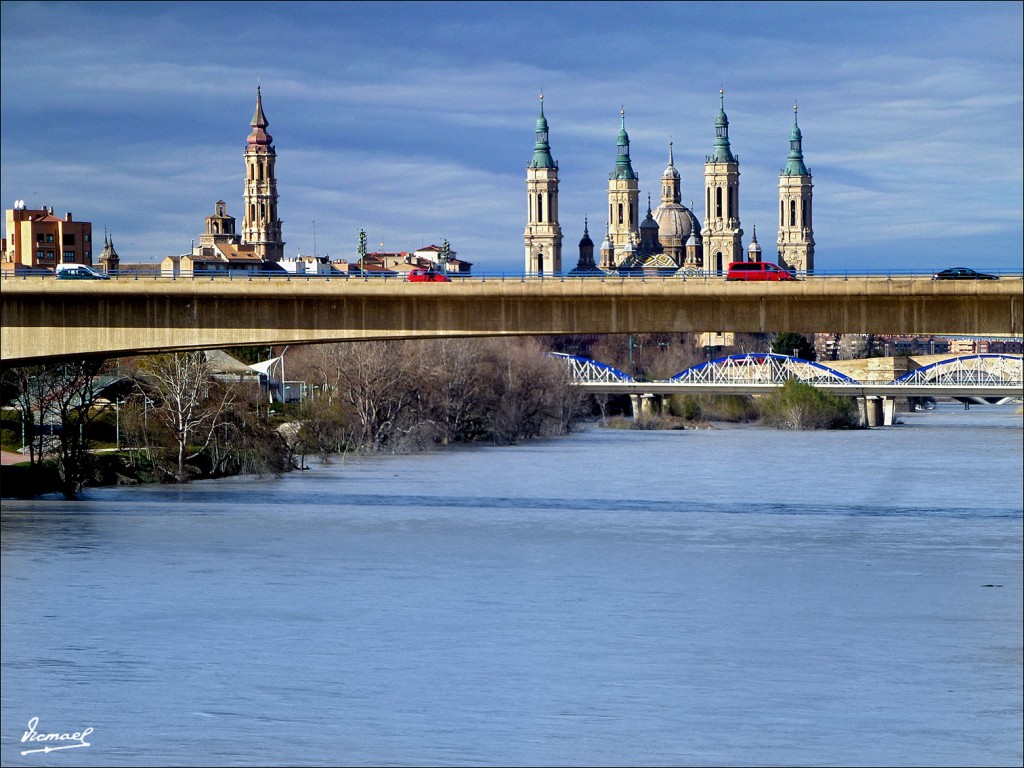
<box><xmin>3</xmin><ymin>267</ymin><xmax>1023</xmax><ymax>283</ymax></box>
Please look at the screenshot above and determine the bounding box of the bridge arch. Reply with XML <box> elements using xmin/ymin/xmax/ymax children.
<box><xmin>547</xmin><ymin>352</ymin><xmax>634</xmax><ymax>383</ymax></box>
<box><xmin>670</xmin><ymin>353</ymin><xmax>859</xmax><ymax>385</ymax></box>
<box><xmin>893</xmin><ymin>354</ymin><xmax>1023</xmax><ymax>387</ymax></box>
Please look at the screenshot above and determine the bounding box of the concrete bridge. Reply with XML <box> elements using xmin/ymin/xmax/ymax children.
<box><xmin>1</xmin><ymin>273</ymin><xmax>1021</xmax><ymax>365</ymax></box>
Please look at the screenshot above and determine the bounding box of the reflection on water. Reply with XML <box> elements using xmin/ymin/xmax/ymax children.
<box><xmin>1</xmin><ymin>404</ymin><xmax>1021</xmax><ymax>766</ymax></box>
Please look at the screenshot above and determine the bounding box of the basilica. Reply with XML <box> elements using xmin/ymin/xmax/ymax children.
<box><xmin>523</xmin><ymin>91</ymin><xmax>815</xmax><ymax>276</ymax></box>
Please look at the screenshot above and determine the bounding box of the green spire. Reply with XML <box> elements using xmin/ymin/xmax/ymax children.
<box><xmin>708</xmin><ymin>89</ymin><xmax>736</xmax><ymax>163</ymax></box>
<box><xmin>528</xmin><ymin>93</ymin><xmax>556</xmax><ymax>169</ymax></box>
<box><xmin>610</xmin><ymin>107</ymin><xmax>637</xmax><ymax>180</ymax></box>
<box><xmin>782</xmin><ymin>102</ymin><xmax>809</xmax><ymax>176</ymax></box>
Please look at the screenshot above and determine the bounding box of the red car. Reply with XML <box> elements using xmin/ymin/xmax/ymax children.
<box><xmin>725</xmin><ymin>261</ymin><xmax>796</xmax><ymax>281</ymax></box>
<box><xmin>406</xmin><ymin>268</ymin><xmax>451</xmax><ymax>283</ymax></box>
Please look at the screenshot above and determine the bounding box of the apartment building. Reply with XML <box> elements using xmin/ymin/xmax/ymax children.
<box><xmin>3</xmin><ymin>202</ymin><xmax>93</xmax><ymax>270</ymax></box>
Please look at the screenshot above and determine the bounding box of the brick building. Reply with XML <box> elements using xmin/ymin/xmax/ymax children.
<box><xmin>3</xmin><ymin>202</ymin><xmax>94</xmax><ymax>271</ymax></box>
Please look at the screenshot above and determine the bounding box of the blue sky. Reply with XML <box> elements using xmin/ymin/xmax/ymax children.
<box><xmin>1</xmin><ymin>1</ymin><xmax>1021</xmax><ymax>275</ymax></box>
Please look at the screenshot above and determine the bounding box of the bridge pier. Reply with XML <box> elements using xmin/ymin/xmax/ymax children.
<box><xmin>629</xmin><ymin>394</ymin><xmax>663</xmax><ymax>419</ymax></box>
<box><xmin>858</xmin><ymin>396</ymin><xmax>896</xmax><ymax>427</ymax></box>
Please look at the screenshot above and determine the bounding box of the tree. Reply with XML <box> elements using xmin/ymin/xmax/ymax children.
<box><xmin>206</xmin><ymin>383</ymin><xmax>291</xmax><ymax>477</ymax></box>
<box><xmin>421</xmin><ymin>338</ymin><xmax>490</xmax><ymax>445</ymax></box>
<box><xmin>770</xmin><ymin>332</ymin><xmax>816</xmax><ymax>361</ymax></box>
<box><xmin>4</xmin><ymin>359</ymin><xmax>108</xmax><ymax>497</ymax></box>
<box><xmin>482</xmin><ymin>338</ymin><xmax>580</xmax><ymax>444</ymax></box>
<box><xmin>48</xmin><ymin>359</ymin><xmax>109</xmax><ymax>497</ymax></box>
<box><xmin>758</xmin><ymin>379</ymin><xmax>858</xmax><ymax>430</ymax></box>
<box><xmin>295</xmin><ymin>341</ymin><xmax>420</xmax><ymax>452</ymax></box>
<box><xmin>137</xmin><ymin>352</ymin><xmax>234</xmax><ymax>482</ymax></box>
<box><xmin>3</xmin><ymin>365</ymin><xmax>51</xmax><ymax>466</ymax></box>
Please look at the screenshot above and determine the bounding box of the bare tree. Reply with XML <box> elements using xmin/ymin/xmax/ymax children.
<box><xmin>3</xmin><ymin>365</ymin><xmax>52</xmax><ymax>466</ymax></box>
<box><xmin>3</xmin><ymin>359</ymin><xmax>108</xmax><ymax>496</ymax></box>
<box><xmin>137</xmin><ymin>352</ymin><xmax>234</xmax><ymax>482</ymax></box>
<box><xmin>483</xmin><ymin>338</ymin><xmax>578</xmax><ymax>444</ymax></box>
<box><xmin>421</xmin><ymin>338</ymin><xmax>490</xmax><ymax>445</ymax></box>
<box><xmin>296</xmin><ymin>341</ymin><xmax>419</xmax><ymax>452</ymax></box>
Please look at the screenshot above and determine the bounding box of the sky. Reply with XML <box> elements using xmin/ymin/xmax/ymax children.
<box><xmin>1</xmin><ymin>1</ymin><xmax>1022</xmax><ymax>276</ymax></box>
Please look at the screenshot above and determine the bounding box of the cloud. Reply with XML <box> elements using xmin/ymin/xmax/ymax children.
<box><xmin>1</xmin><ymin>1</ymin><xmax>1020</xmax><ymax>275</ymax></box>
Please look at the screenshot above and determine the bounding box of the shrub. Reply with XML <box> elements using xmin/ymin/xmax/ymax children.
<box><xmin>757</xmin><ymin>379</ymin><xmax>860</xmax><ymax>430</ymax></box>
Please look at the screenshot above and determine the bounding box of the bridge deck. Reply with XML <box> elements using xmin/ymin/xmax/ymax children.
<box><xmin>2</xmin><ymin>274</ymin><xmax>1021</xmax><ymax>364</ymax></box>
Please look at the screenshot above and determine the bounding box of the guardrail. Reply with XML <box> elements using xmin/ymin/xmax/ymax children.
<box><xmin>3</xmin><ymin>268</ymin><xmax>1023</xmax><ymax>283</ymax></box>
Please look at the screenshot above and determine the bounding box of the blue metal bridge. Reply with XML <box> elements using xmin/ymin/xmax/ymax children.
<box><xmin>552</xmin><ymin>352</ymin><xmax>1024</xmax><ymax>402</ymax></box>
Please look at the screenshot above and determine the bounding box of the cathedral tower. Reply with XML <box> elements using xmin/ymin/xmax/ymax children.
<box><xmin>777</xmin><ymin>104</ymin><xmax>815</xmax><ymax>274</ymax></box>
<box><xmin>242</xmin><ymin>86</ymin><xmax>285</xmax><ymax>262</ymax></box>
<box><xmin>607</xmin><ymin>109</ymin><xmax>639</xmax><ymax>261</ymax></box>
<box><xmin>524</xmin><ymin>95</ymin><xmax>563</xmax><ymax>274</ymax></box>
<box><xmin>653</xmin><ymin>141</ymin><xmax>701</xmax><ymax>268</ymax></box>
<box><xmin>701</xmin><ymin>90</ymin><xmax>743</xmax><ymax>273</ymax></box>
<box><xmin>570</xmin><ymin>218</ymin><xmax>598</xmax><ymax>274</ymax></box>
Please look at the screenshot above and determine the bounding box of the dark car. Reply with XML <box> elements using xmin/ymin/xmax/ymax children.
<box><xmin>55</xmin><ymin>263</ymin><xmax>111</xmax><ymax>280</ymax></box>
<box><xmin>406</xmin><ymin>268</ymin><xmax>451</xmax><ymax>283</ymax></box>
<box><xmin>931</xmin><ymin>267</ymin><xmax>998</xmax><ymax>281</ymax></box>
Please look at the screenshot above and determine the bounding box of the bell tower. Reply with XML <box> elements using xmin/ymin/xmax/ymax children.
<box><xmin>777</xmin><ymin>103</ymin><xmax>815</xmax><ymax>274</ymax></box>
<box><xmin>607</xmin><ymin>108</ymin><xmax>639</xmax><ymax>262</ymax></box>
<box><xmin>242</xmin><ymin>85</ymin><xmax>285</xmax><ymax>262</ymax></box>
<box><xmin>701</xmin><ymin>90</ymin><xmax>743</xmax><ymax>273</ymax></box>
<box><xmin>524</xmin><ymin>94</ymin><xmax>563</xmax><ymax>274</ymax></box>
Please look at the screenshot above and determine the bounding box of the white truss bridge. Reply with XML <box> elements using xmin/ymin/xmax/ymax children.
<box><xmin>551</xmin><ymin>352</ymin><xmax>1024</xmax><ymax>400</ymax></box>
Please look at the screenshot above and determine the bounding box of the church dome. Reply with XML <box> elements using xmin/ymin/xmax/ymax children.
<box><xmin>652</xmin><ymin>203</ymin><xmax>699</xmax><ymax>245</ymax></box>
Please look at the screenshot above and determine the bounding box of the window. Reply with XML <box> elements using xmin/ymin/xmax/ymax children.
<box><xmin>716</xmin><ymin>188</ymin><xmax>722</xmax><ymax>218</ymax></box>
<box><xmin>46</xmin><ymin>234</ymin><xmax>54</xmax><ymax>242</ymax></box>
<box><xmin>63</xmin><ymin>251</ymin><xmax>76</xmax><ymax>261</ymax></box>
<box><xmin>618</xmin><ymin>203</ymin><xmax>623</xmax><ymax>225</ymax></box>
<box><xmin>36</xmin><ymin>250</ymin><xmax>44</xmax><ymax>259</ymax></box>
<box><xmin>84</xmin><ymin>233</ymin><xmax>91</xmax><ymax>243</ymax></box>
<box><xmin>84</xmin><ymin>250</ymin><xmax>91</xmax><ymax>259</ymax></box>
<box><xmin>63</xmin><ymin>234</ymin><xmax>75</xmax><ymax>245</ymax></box>
<box><xmin>36</xmin><ymin>233</ymin><xmax>44</xmax><ymax>243</ymax></box>
<box><xmin>790</xmin><ymin>200</ymin><xmax>797</xmax><ymax>227</ymax></box>
<box><xmin>46</xmin><ymin>251</ymin><xmax>55</xmax><ymax>260</ymax></box>
<box><xmin>538</xmin><ymin>194</ymin><xmax>543</xmax><ymax>222</ymax></box>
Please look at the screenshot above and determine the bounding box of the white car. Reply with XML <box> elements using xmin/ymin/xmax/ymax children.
<box><xmin>55</xmin><ymin>263</ymin><xmax>110</xmax><ymax>280</ymax></box>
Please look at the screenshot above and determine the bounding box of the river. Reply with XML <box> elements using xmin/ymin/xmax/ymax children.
<box><xmin>1</xmin><ymin>403</ymin><xmax>1021</xmax><ymax>766</ymax></box>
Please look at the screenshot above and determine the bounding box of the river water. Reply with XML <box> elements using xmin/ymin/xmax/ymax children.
<box><xmin>1</xmin><ymin>403</ymin><xmax>1021</xmax><ymax>767</ymax></box>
